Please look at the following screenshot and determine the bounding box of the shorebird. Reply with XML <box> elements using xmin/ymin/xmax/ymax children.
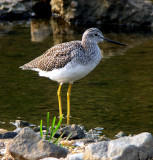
<box><xmin>20</xmin><ymin>28</ymin><xmax>126</xmax><ymax>124</ymax></box>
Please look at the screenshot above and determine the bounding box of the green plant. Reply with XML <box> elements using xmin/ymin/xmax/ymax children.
<box><xmin>40</xmin><ymin>112</ymin><xmax>63</xmax><ymax>144</ymax></box>
<box><xmin>66</xmin><ymin>132</ymin><xmax>72</xmax><ymax>140</ymax></box>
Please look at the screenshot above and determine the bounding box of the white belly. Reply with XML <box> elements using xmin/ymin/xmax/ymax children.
<box><xmin>37</xmin><ymin>59</ymin><xmax>100</xmax><ymax>83</ymax></box>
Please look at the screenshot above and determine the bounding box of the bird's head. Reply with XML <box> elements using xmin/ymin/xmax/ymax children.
<box><xmin>82</xmin><ymin>28</ymin><xmax>126</xmax><ymax>46</ymax></box>
<box><xmin>82</xmin><ymin>28</ymin><xmax>104</xmax><ymax>43</ymax></box>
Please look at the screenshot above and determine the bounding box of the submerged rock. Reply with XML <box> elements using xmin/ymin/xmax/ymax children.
<box><xmin>84</xmin><ymin>132</ymin><xmax>153</xmax><ymax>160</ymax></box>
<box><xmin>8</xmin><ymin>127</ymin><xmax>68</xmax><ymax>160</ymax></box>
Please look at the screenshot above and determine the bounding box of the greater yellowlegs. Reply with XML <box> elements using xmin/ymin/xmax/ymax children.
<box><xmin>20</xmin><ymin>28</ymin><xmax>126</xmax><ymax>124</ymax></box>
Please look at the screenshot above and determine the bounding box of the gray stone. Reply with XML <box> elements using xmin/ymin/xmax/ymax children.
<box><xmin>40</xmin><ymin>158</ymin><xmax>63</xmax><ymax>160</ymax></box>
<box><xmin>40</xmin><ymin>153</ymin><xmax>84</xmax><ymax>160</ymax></box>
<box><xmin>33</xmin><ymin>126</ymin><xmax>47</xmax><ymax>132</ymax></box>
<box><xmin>67</xmin><ymin>153</ymin><xmax>83</xmax><ymax>160</ymax></box>
<box><xmin>71</xmin><ymin>1</ymin><xmax>78</xmax><ymax>8</ymax></box>
<box><xmin>2</xmin><ymin>132</ymin><xmax>18</xmax><ymax>139</ymax></box>
<box><xmin>32</xmin><ymin>0</ymin><xmax>51</xmax><ymax>18</ymax></box>
<box><xmin>60</xmin><ymin>124</ymin><xmax>85</xmax><ymax>140</ymax></box>
<box><xmin>8</xmin><ymin>127</ymin><xmax>68</xmax><ymax>160</ymax></box>
<box><xmin>84</xmin><ymin>132</ymin><xmax>153</xmax><ymax>160</ymax></box>
<box><xmin>14</xmin><ymin>120</ymin><xmax>31</xmax><ymax>127</ymax></box>
<box><xmin>0</xmin><ymin>0</ymin><xmax>51</xmax><ymax>20</ymax></box>
<box><xmin>0</xmin><ymin>134</ymin><xmax>3</xmax><ymax>139</ymax></box>
<box><xmin>0</xmin><ymin>129</ymin><xmax>7</xmax><ymax>134</ymax></box>
<box><xmin>51</xmin><ymin>0</ymin><xmax>153</xmax><ymax>27</ymax></box>
<box><xmin>115</xmin><ymin>131</ymin><xmax>126</xmax><ymax>138</ymax></box>
<box><xmin>0</xmin><ymin>0</ymin><xmax>34</xmax><ymax>20</ymax></box>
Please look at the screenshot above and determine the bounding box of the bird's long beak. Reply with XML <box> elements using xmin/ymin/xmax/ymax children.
<box><xmin>104</xmin><ymin>37</ymin><xmax>126</xmax><ymax>46</ymax></box>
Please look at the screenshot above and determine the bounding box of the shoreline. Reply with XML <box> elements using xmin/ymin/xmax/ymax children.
<box><xmin>0</xmin><ymin>121</ymin><xmax>153</xmax><ymax>160</ymax></box>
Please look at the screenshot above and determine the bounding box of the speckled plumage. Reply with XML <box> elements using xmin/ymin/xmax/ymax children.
<box><xmin>20</xmin><ymin>28</ymin><xmax>103</xmax><ymax>83</ymax></box>
<box><xmin>19</xmin><ymin>28</ymin><xmax>126</xmax><ymax>123</ymax></box>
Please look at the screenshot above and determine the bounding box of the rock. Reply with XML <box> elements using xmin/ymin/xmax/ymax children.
<box><xmin>0</xmin><ymin>121</ymin><xmax>5</xmax><ymax>125</ymax></box>
<box><xmin>67</xmin><ymin>153</ymin><xmax>84</xmax><ymax>160</ymax></box>
<box><xmin>40</xmin><ymin>153</ymin><xmax>84</xmax><ymax>160</ymax></box>
<box><xmin>0</xmin><ymin>139</ymin><xmax>14</xmax><ymax>160</ymax></box>
<box><xmin>14</xmin><ymin>120</ymin><xmax>34</xmax><ymax>127</ymax></box>
<box><xmin>76</xmin><ymin>139</ymin><xmax>95</xmax><ymax>145</ymax></box>
<box><xmin>94</xmin><ymin>127</ymin><xmax>104</xmax><ymax>131</ymax></box>
<box><xmin>2</xmin><ymin>132</ymin><xmax>18</xmax><ymax>139</ymax></box>
<box><xmin>60</xmin><ymin>140</ymin><xmax>75</xmax><ymax>146</ymax></box>
<box><xmin>54</xmin><ymin>132</ymin><xmax>61</xmax><ymax>138</ymax></box>
<box><xmin>0</xmin><ymin>0</ymin><xmax>34</xmax><ymax>20</ymax></box>
<box><xmin>84</xmin><ymin>132</ymin><xmax>153</xmax><ymax>160</ymax></box>
<box><xmin>40</xmin><ymin>158</ymin><xmax>65</xmax><ymax>160</ymax></box>
<box><xmin>13</xmin><ymin>127</ymin><xmax>23</xmax><ymax>133</ymax></box>
<box><xmin>60</xmin><ymin>124</ymin><xmax>85</xmax><ymax>140</ymax></box>
<box><xmin>51</xmin><ymin>0</ymin><xmax>153</xmax><ymax>27</ymax></box>
<box><xmin>0</xmin><ymin>129</ymin><xmax>7</xmax><ymax>134</ymax></box>
<box><xmin>86</xmin><ymin>129</ymin><xmax>101</xmax><ymax>139</ymax></box>
<box><xmin>115</xmin><ymin>131</ymin><xmax>126</xmax><ymax>138</ymax></box>
<box><xmin>0</xmin><ymin>132</ymin><xmax>18</xmax><ymax>139</ymax></box>
<box><xmin>8</xmin><ymin>127</ymin><xmax>68</xmax><ymax>160</ymax></box>
<box><xmin>0</xmin><ymin>134</ymin><xmax>3</xmax><ymax>139</ymax></box>
<box><xmin>33</xmin><ymin>126</ymin><xmax>47</xmax><ymax>132</ymax></box>
<box><xmin>71</xmin><ymin>1</ymin><xmax>78</xmax><ymax>8</ymax></box>
<box><xmin>0</xmin><ymin>0</ymin><xmax>51</xmax><ymax>20</ymax></box>
<box><xmin>32</xmin><ymin>0</ymin><xmax>51</xmax><ymax>18</ymax></box>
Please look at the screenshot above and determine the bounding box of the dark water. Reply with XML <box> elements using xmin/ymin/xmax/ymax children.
<box><xmin>0</xmin><ymin>19</ymin><xmax>153</xmax><ymax>138</ymax></box>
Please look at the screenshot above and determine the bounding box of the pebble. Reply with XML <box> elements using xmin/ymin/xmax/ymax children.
<box><xmin>71</xmin><ymin>1</ymin><xmax>78</xmax><ymax>8</ymax></box>
<box><xmin>115</xmin><ymin>131</ymin><xmax>126</xmax><ymax>138</ymax></box>
<box><xmin>2</xmin><ymin>132</ymin><xmax>18</xmax><ymax>139</ymax></box>
<box><xmin>33</xmin><ymin>126</ymin><xmax>47</xmax><ymax>132</ymax></box>
<box><xmin>0</xmin><ymin>129</ymin><xmax>7</xmax><ymax>134</ymax></box>
<box><xmin>0</xmin><ymin>132</ymin><xmax>18</xmax><ymax>139</ymax></box>
<box><xmin>73</xmin><ymin>141</ymin><xmax>84</xmax><ymax>147</ymax></box>
<box><xmin>94</xmin><ymin>127</ymin><xmax>104</xmax><ymax>131</ymax></box>
<box><xmin>0</xmin><ymin>122</ymin><xmax>5</xmax><ymax>125</ymax></box>
<box><xmin>60</xmin><ymin>140</ymin><xmax>74</xmax><ymax>146</ymax></box>
<box><xmin>67</xmin><ymin>152</ymin><xmax>83</xmax><ymax>160</ymax></box>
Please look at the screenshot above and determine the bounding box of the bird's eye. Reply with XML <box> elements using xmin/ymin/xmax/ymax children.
<box><xmin>94</xmin><ymin>34</ymin><xmax>98</xmax><ymax>36</ymax></box>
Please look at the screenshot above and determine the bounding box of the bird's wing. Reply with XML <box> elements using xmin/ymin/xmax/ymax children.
<box><xmin>38</xmin><ymin>49</ymin><xmax>73</xmax><ymax>71</ymax></box>
<box><xmin>20</xmin><ymin>41</ymin><xmax>81</xmax><ymax>71</ymax></box>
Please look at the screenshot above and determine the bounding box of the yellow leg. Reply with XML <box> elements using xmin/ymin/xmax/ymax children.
<box><xmin>57</xmin><ymin>84</ymin><xmax>62</xmax><ymax>118</ymax></box>
<box><xmin>67</xmin><ymin>83</ymin><xmax>72</xmax><ymax>125</ymax></box>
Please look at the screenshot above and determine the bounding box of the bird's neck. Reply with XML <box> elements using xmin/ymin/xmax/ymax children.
<box><xmin>81</xmin><ymin>40</ymin><xmax>97</xmax><ymax>51</ymax></box>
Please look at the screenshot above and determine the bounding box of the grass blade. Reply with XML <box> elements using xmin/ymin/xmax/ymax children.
<box><xmin>40</xmin><ymin>119</ymin><xmax>43</xmax><ymax>138</ymax></box>
<box><xmin>66</xmin><ymin>132</ymin><xmax>72</xmax><ymax>140</ymax></box>
<box><xmin>45</xmin><ymin>112</ymin><xmax>50</xmax><ymax>140</ymax></box>
<box><xmin>49</xmin><ymin>116</ymin><xmax>56</xmax><ymax>140</ymax></box>
<box><xmin>53</xmin><ymin>131</ymin><xmax>65</xmax><ymax>145</ymax></box>
<box><xmin>52</xmin><ymin>115</ymin><xmax>63</xmax><ymax>138</ymax></box>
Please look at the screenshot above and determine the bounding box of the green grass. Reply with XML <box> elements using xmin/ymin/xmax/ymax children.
<box><xmin>40</xmin><ymin>112</ymin><xmax>63</xmax><ymax>144</ymax></box>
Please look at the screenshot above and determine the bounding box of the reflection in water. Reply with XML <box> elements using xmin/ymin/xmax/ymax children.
<box><xmin>0</xmin><ymin>22</ymin><xmax>13</xmax><ymax>36</ymax></box>
<box><xmin>50</xmin><ymin>18</ymin><xmax>75</xmax><ymax>45</ymax></box>
<box><xmin>31</xmin><ymin>18</ymin><xmax>76</xmax><ymax>44</ymax></box>
<box><xmin>31</xmin><ymin>19</ymin><xmax>52</xmax><ymax>42</ymax></box>
<box><xmin>0</xmin><ymin>18</ymin><xmax>153</xmax><ymax>138</ymax></box>
<box><xmin>31</xmin><ymin>18</ymin><xmax>153</xmax><ymax>59</ymax></box>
